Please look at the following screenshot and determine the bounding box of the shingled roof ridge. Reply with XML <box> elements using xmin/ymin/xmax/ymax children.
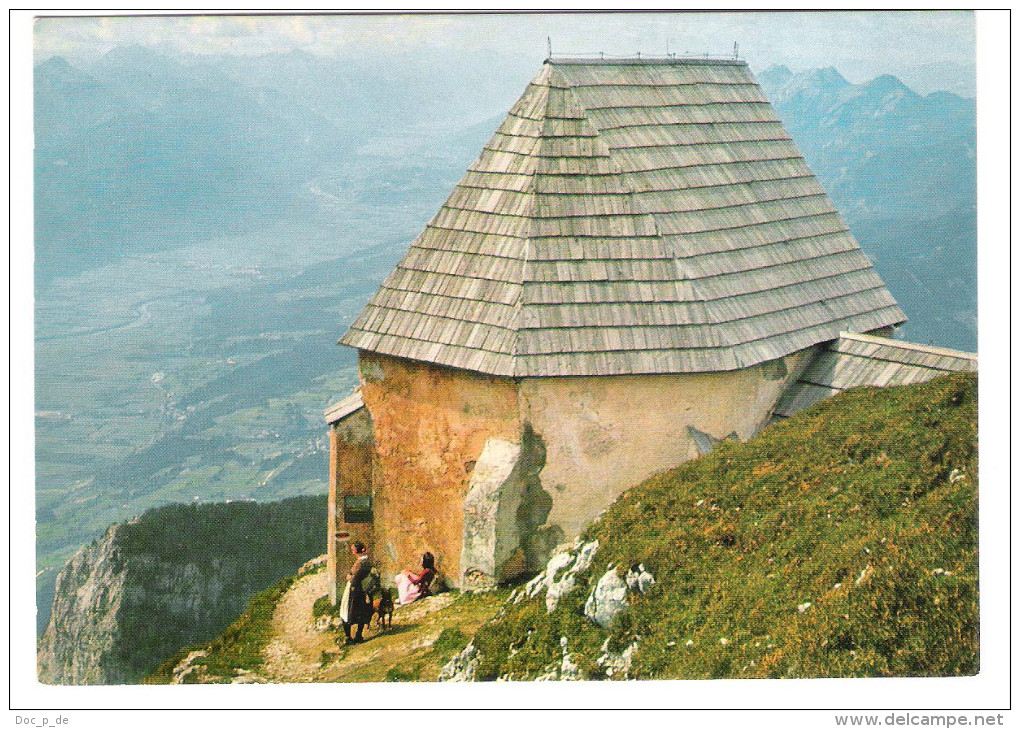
<box><xmin>512</xmin><ymin>67</ymin><xmax>690</xmax><ymax>377</ymax></box>
<box><xmin>528</xmin><ymin>66</ymin><xmax>656</xmax><ymax>229</ymax></box>
<box><xmin>542</xmin><ymin>64</ymin><xmax>708</xmax><ymax>331</ymax></box>
<box><xmin>506</xmin><ymin>159</ymin><xmax>536</xmax><ymax>366</ymax></box>
<box><xmin>510</xmin><ymin>65</ymin><xmax>559</xmax><ymax>371</ymax></box>
<box><xmin>340</xmin><ymin>59</ymin><xmax>905</xmax><ymax>377</ymax></box>
<box><xmin>504</xmin><ymin>73</ymin><xmax>551</xmax><ymax>366</ymax></box>
<box><xmin>548</xmin><ymin>63</ymin><xmax>736</xmax><ymax>315</ymax></box>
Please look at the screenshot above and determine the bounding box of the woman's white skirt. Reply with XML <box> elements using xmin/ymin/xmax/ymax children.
<box><xmin>339</xmin><ymin>580</ymin><xmax>352</xmax><ymax>623</ymax></box>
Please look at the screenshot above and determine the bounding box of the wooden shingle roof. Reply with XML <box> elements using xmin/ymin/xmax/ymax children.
<box><xmin>772</xmin><ymin>332</ymin><xmax>977</xmax><ymax>419</ymax></box>
<box><xmin>341</xmin><ymin>58</ymin><xmax>906</xmax><ymax>377</ymax></box>
<box><xmin>324</xmin><ymin>389</ymin><xmax>364</xmax><ymax>425</ymax></box>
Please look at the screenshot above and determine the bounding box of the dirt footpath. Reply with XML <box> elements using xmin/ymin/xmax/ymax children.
<box><xmin>262</xmin><ymin>568</ymin><xmax>332</xmax><ymax>682</ymax></box>
<box><xmin>259</xmin><ymin>569</ymin><xmax>503</xmax><ymax>683</ymax></box>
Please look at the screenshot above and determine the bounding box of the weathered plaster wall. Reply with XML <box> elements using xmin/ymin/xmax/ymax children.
<box><xmin>518</xmin><ymin>351</ymin><xmax>814</xmax><ymax>545</ymax></box>
<box><xmin>358</xmin><ymin>353</ymin><xmax>521</xmax><ymax>584</ymax></box>
<box><xmin>327</xmin><ymin>406</ymin><xmax>374</xmax><ymax>604</ymax></box>
<box><xmin>341</xmin><ymin>348</ymin><xmax>813</xmax><ymax>589</ymax></box>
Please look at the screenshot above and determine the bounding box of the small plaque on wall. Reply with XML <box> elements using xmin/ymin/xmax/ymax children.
<box><xmin>342</xmin><ymin>494</ymin><xmax>372</xmax><ymax>524</ymax></box>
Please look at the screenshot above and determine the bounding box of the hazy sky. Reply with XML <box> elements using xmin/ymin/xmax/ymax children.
<box><xmin>35</xmin><ymin>11</ymin><xmax>974</xmax><ymax>86</ymax></box>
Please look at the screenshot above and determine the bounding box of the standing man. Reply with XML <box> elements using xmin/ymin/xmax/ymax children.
<box><xmin>339</xmin><ymin>541</ymin><xmax>373</xmax><ymax>644</ymax></box>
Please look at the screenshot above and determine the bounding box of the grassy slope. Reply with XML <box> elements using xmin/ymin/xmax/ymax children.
<box><xmin>471</xmin><ymin>374</ymin><xmax>978</xmax><ymax>680</ymax></box>
<box><xmin>330</xmin><ymin>593</ymin><xmax>506</xmax><ymax>683</ymax></box>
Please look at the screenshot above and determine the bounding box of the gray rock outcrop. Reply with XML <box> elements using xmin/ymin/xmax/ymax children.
<box><xmin>460</xmin><ymin>429</ymin><xmax>554</xmax><ymax>590</ymax></box>
<box><xmin>535</xmin><ymin>636</ymin><xmax>582</xmax><ymax>681</ymax></box>
<box><xmin>626</xmin><ymin>563</ymin><xmax>656</xmax><ymax>595</ymax></box>
<box><xmin>37</xmin><ymin>522</ymin><xmax>254</xmax><ymax>685</ymax></box>
<box><xmin>37</xmin><ymin>525</ymin><xmax>130</xmax><ymax>685</ymax></box>
<box><xmin>514</xmin><ymin>538</ymin><xmax>599</xmax><ymax>613</ymax></box>
<box><xmin>596</xmin><ymin>637</ymin><xmax>640</xmax><ymax>679</ymax></box>
<box><xmin>439</xmin><ymin>643</ymin><xmax>480</xmax><ymax>682</ymax></box>
<box><xmin>584</xmin><ymin>563</ymin><xmax>655</xmax><ymax>629</ymax></box>
<box><xmin>584</xmin><ymin>566</ymin><xmax>630</xmax><ymax>629</ymax></box>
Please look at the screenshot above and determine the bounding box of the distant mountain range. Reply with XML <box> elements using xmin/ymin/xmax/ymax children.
<box><xmin>893</xmin><ymin>61</ymin><xmax>975</xmax><ymax>99</ymax></box>
<box><xmin>33</xmin><ymin>47</ymin><xmax>529</xmax><ymax>281</ymax></box>
<box><xmin>758</xmin><ymin>65</ymin><xmax>976</xmax><ymax>351</ymax></box>
<box><xmin>758</xmin><ymin>65</ymin><xmax>975</xmax><ymax>221</ymax></box>
<box><xmin>35</xmin><ymin>51</ymin><xmax>364</xmax><ymax>279</ymax></box>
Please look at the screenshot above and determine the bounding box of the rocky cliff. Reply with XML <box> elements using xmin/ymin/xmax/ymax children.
<box><xmin>37</xmin><ymin>495</ymin><xmax>326</xmax><ymax>684</ymax></box>
<box><xmin>37</xmin><ymin>524</ymin><xmax>130</xmax><ymax>684</ymax></box>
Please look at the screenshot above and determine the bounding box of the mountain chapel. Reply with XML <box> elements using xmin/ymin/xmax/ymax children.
<box><xmin>323</xmin><ymin>57</ymin><xmax>977</xmax><ymax>600</ymax></box>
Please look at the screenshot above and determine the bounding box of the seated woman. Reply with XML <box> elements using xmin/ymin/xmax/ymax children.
<box><xmin>394</xmin><ymin>551</ymin><xmax>436</xmax><ymax>605</ymax></box>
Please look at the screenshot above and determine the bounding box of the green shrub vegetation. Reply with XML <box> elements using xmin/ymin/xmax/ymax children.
<box><xmin>313</xmin><ymin>595</ymin><xmax>341</xmax><ymax>620</ymax></box>
<box><xmin>141</xmin><ymin>644</ymin><xmax>205</xmax><ymax>685</ymax></box>
<box><xmin>117</xmin><ymin>495</ymin><xmax>326</xmax><ymax>565</ymax></box>
<box><xmin>471</xmin><ymin>374</ymin><xmax>978</xmax><ymax>680</ymax></box>
<box><xmin>431</xmin><ymin>627</ymin><xmax>469</xmax><ymax>654</ymax></box>
<box><xmin>385</xmin><ymin>665</ymin><xmax>422</xmax><ymax>682</ymax></box>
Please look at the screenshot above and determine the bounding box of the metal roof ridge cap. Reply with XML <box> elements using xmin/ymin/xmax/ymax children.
<box><xmin>546</xmin><ymin>56</ymin><xmax>747</xmax><ymax>67</ymax></box>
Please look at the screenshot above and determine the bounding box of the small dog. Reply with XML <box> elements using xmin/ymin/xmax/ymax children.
<box><xmin>372</xmin><ymin>587</ymin><xmax>395</xmax><ymax>631</ymax></box>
